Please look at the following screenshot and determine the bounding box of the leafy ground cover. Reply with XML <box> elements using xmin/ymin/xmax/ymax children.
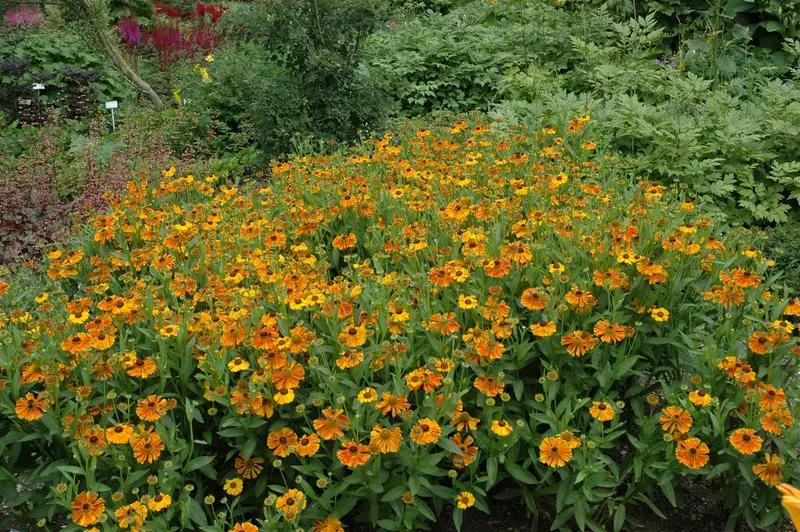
<box><xmin>1</xmin><ymin>118</ymin><xmax>798</xmax><ymax>531</ymax></box>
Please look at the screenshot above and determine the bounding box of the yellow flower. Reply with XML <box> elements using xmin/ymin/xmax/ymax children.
<box><xmin>456</xmin><ymin>491</ymin><xmax>475</xmax><ymax>509</ymax></box>
<box><xmin>458</xmin><ymin>293</ymin><xmax>478</xmax><ymax>309</ymax></box>
<box><xmin>650</xmin><ymin>307</ymin><xmax>669</xmax><ymax>322</ymax></box>
<box><xmin>357</xmin><ymin>387</ymin><xmax>378</xmax><ymax>403</ymax></box>
<box><xmin>491</xmin><ymin>420</ymin><xmax>513</xmax><ymax>436</ymax></box>
<box><xmin>205</xmin><ymin>54</ymin><xmax>215</xmax><ymax>62</ymax></box>
<box><xmin>777</xmin><ymin>484</ymin><xmax>800</xmax><ymax>531</ymax></box>
<box><xmin>147</xmin><ymin>493</ymin><xmax>171</xmax><ymax>512</ymax></box>
<box><xmin>224</xmin><ymin>478</ymin><xmax>244</xmax><ymax>496</ymax></box>
<box><xmin>228</xmin><ymin>358</ymin><xmax>250</xmax><ymax>372</ymax></box>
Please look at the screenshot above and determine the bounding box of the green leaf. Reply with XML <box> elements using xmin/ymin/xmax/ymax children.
<box><xmin>377</xmin><ymin>519</ymin><xmax>400</xmax><ymax>530</ymax></box>
<box><xmin>187</xmin><ymin>497</ymin><xmax>208</xmax><ymax>526</ymax></box>
<box><xmin>613</xmin><ymin>504</ymin><xmax>626</xmax><ymax>531</ymax></box>
<box><xmin>453</xmin><ymin>508</ymin><xmax>463</xmax><ymax>532</ymax></box>
<box><xmin>658</xmin><ymin>477</ymin><xmax>677</xmax><ymax>507</ymax></box>
<box><xmin>437</xmin><ymin>437</ymin><xmax>464</xmax><ymax>456</ymax></box>
<box><xmin>415</xmin><ymin>498</ymin><xmax>436</xmax><ymax>521</ymax></box>
<box><xmin>242</xmin><ymin>438</ymin><xmax>257</xmax><ymax>460</ymax></box>
<box><xmin>486</xmin><ymin>456</ymin><xmax>498</xmax><ymax>488</ymax></box>
<box><xmin>504</xmin><ymin>462</ymin><xmax>537</xmax><ymax>485</ymax></box>
<box><xmin>760</xmin><ymin>21</ymin><xmax>783</xmax><ymax>33</ymax></box>
<box><xmin>185</xmin><ymin>456</ymin><xmax>215</xmax><ymax>473</ymax></box>
<box><xmin>381</xmin><ymin>485</ymin><xmax>406</xmax><ymax>502</ymax></box>
<box><xmin>56</xmin><ymin>465</ymin><xmax>84</xmax><ymax>476</ymax></box>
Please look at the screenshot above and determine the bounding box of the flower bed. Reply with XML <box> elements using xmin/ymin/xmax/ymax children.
<box><xmin>0</xmin><ymin>118</ymin><xmax>798</xmax><ymax>531</ymax></box>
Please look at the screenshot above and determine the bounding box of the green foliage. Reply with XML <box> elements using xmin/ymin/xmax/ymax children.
<box><xmin>387</xmin><ymin>0</ymin><xmax>466</xmax><ymax>13</ymax></box>
<box><xmin>366</xmin><ymin>0</ymin><xmax>800</xmax><ymax>224</ymax></box>
<box><xmin>108</xmin><ymin>0</ymin><xmax>153</xmax><ymax>20</ymax></box>
<box><xmin>639</xmin><ymin>0</ymin><xmax>800</xmax><ymax>45</ymax></box>
<box><xmin>0</xmin><ymin>28</ymin><xmax>130</xmax><ymax>111</ymax></box>
<box><xmin>186</xmin><ymin>0</ymin><xmax>389</xmax><ymax>160</ymax></box>
<box><xmin>761</xmin><ymin>221</ymin><xmax>800</xmax><ymax>294</ymax></box>
<box><xmin>490</xmin><ymin>77</ymin><xmax>800</xmax><ymax>224</ymax></box>
<box><xmin>364</xmin><ymin>1</ymin><xmax>611</xmax><ymax>114</ymax></box>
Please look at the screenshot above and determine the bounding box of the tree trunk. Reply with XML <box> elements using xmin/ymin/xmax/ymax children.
<box><xmin>66</xmin><ymin>0</ymin><xmax>165</xmax><ymax>111</ymax></box>
<box><xmin>94</xmin><ymin>25</ymin><xmax>165</xmax><ymax>110</ymax></box>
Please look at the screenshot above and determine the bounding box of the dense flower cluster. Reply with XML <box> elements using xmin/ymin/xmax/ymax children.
<box><xmin>118</xmin><ymin>1</ymin><xmax>227</xmax><ymax>68</ymax></box>
<box><xmin>0</xmin><ymin>119</ymin><xmax>798</xmax><ymax>531</ymax></box>
<box><xmin>3</xmin><ymin>5</ymin><xmax>41</xmax><ymax>28</ymax></box>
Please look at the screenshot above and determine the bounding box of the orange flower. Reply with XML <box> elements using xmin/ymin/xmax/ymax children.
<box><xmin>688</xmin><ymin>389</ymin><xmax>712</xmax><ymax>407</ymax></box>
<box><xmin>375</xmin><ymin>393</ymin><xmax>411</xmax><ymax>417</ymax></box>
<box><xmin>335</xmin><ymin>350</ymin><xmax>364</xmax><ymax>369</ymax></box>
<box><xmin>272</xmin><ymin>361</ymin><xmax>305</xmax><ymax>389</ymax></box>
<box><xmin>593</xmin><ymin>320</ymin><xmax>627</xmax><ymax>343</ymax></box>
<box><xmin>338</xmin><ymin>324</ymin><xmax>367</xmax><ymax>347</ymax></box>
<box><xmin>127</xmin><ymin>357</ymin><xmax>157</xmax><ymax>378</ymax></box>
<box><xmin>410</xmin><ymin>418</ymin><xmax>441</xmax><ymax>445</ymax></box>
<box><xmin>369</xmin><ymin>425</ymin><xmax>402</xmax><ymax>454</ymax></box>
<box><xmin>15</xmin><ymin>392</ymin><xmax>47</xmax><ymax>421</ymax></box>
<box><xmin>106</xmin><ymin>423</ymin><xmax>134</xmax><ymax>444</ymax></box>
<box><xmin>424</xmin><ymin>312</ymin><xmax>460</xmax><ymax>335</ymax></box>
<box><xmin>660</xmin><ymin>406</ymin><xmax>692</xmax><ymax>434</ymax></box>
<box><xmin>276</xmin><ymin>489</ymin><xmax>307</xmax><ymax>519</ymax></box>
<box><xmin>559</xmin><ymin>430</ymin><xmax>582</xmax><ymax>449</ymax></box>
<box><xmin>752</xmin><ymin>454</ymin><xmax>783</xmax><ymax>486</ymax></box>
<box><xmin>136</xmin><ymin>395</ymin><xmax>171</xmax><ymax>421</ymax></box>
<box><xmin>429</xmin><ymin>267</ymin><xmax>454</xmax><ymax>287</ymax></box>
<box><xmin>313</xmin><ymin>517</ymin><xmax>345</xmax><ymax>532</ymax></box>
<box><xmin>589</xmin><ymin>401</ymin><xmax>615</xmax><ymax>422</ymax></box>
<box><xmin>776</xmin><ymin>484</ymin><xmax>800</xmax><ymax>530</ymax></box>
<box><xmin>758</xmin><ymin>385</ymin><xmax>787</xmax><ymax>411</ymax></box>
<box><xmin>130</xmin><ymin>428</ymin><xmax>164</xmax><ymax>464</ymax></box>
<box><xmin>482</xmin><ymin>258</ymin><xmax>511</xmax><ymax>278</ymax></box>
<box><xmin>231</xmin><ymin>523</ymin><xmax>259</xmax><ymax>532</ymax></box>
<box><xmin>784</xmin><ymin>298</ymin><xmax>800</xmax><ymax>316</ymax></box>
<box><xmin>295</xmin><ymin>433</ymin><xmax>321</xmax><ymax>457</ymax></box>
<box><xmin>473</xmin><ymin>374</ymin><xmax>504</xmax><ymax>396</ymax></box>
<box><xmin>540</xmin><ymin>437</ymin><xmax>572</xmax><ymax>467</ymax></box>
<box><xmin>560</xmin><ymin>330</ymin><xmax>597</xmax><ymax>357</ymax></box>
<box><xmin>71</xmin><ymin>491</ymin><xmax>105</xmax><ymax>526</ymax></box>
<box><xmin>760</xmin><ymin>407</ymin><xmax>793</xmax><ymax>435</ymax></box>
<box><xmin>235</xmin><ymin>454</ymin><xmax>265</xmax><ymax>479</ymax></box>
<box><xmin>450</xmin><ymin>409</ymin><xmax>479</xmax><ymax>431</ymax></box>
<box><xmin>449</xmin><ymin>433</ymin><xmax>478</xmax><ymax>468</ymax></box>
<box><xmin>731</xmin><ymin>267</ymin><xmax>761</xmax><ymax>288</ymax></box>
<box><xmin>115</xmin><ymin>501</ymin><xmax>148</xmax><ymax>529</ymax></box>
<box><xmin>520</xmin><ymin>287</ymin><xmax>547</xmax><ymax>310</ymax></box>
<box><xmin>676</xmin><ymin>437</ymin><xmax>709</xmax><ymax>469</ymax></box>
<box><xmin>313</xmin><ymin>407</ymin><xmax>350</xmax><ymax>440</ymax></box>
<box><xmin>332</xmin><ymin>233</ymin><xmax>357</xmax><ymax>250</ymax></box>
<box><xmin>268</xmin><ymin>427</ymin><xmax>298</xmax><ymax>457</ymax></box>
<box><xmin>729</xmin><ymin>428</ymin><xmax>762</xmax><ymax>455</ymax></box>
<box><xmin>748</xmin><ymin>331</ymin><xmax>770</xmax><ymax>355</ymax></box>
<box><xmin>61</xmin><ymin>332</ymin><xmax>93</xmax><ymax>354</ymax></box>
<box><xmin>530</xmin><ymin>320</ymin><xmax>556</xmax><ymax>337</ymax></box>
<box><xmin>564</xmin><ymin>286</ymin><xmax>596</xmax><ymax>312</ymax></box>
<box><xmin>337</xmin><ymin>440</ymin><xmax>372</xmax><ymax>468</ymax></box>
<box><xmin>84</xmin><ymin>429</ymin><xmax>108</xmax><ymax>456</ymax></box>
